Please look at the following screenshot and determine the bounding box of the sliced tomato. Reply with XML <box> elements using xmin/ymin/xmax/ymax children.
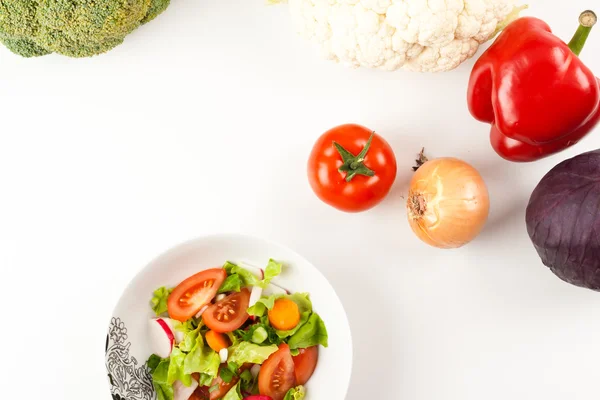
<box><xmin>208</xmin><ymin>370</ymin><xmax>238</xmax><ymax>400</ymax></box>
<box><xmin>167</xmin><ymin>268</ymin><xmax>227</xmax><ymax>322</ymax></box>
<box><xmin>203</xmin><ymin>288</ymin><xmax>250</xmax><ymax>333</ymax></box>
<box><xmin>189</xmin><ymin>386</ymin><xmax>210</xmax><ymax>400</ymax></box>
<box><xmin>168</xmin><ymin>268</ymin><xmax>226</xmax><ymax>322</ymax></box>
<box><xmin>292</xmin><ymin>346</ymin><xmax>318</xmax><ymax>385</ymax></box>
<box><xmin>258</xmin><ymin>344</ymin><xmax>296</xmax><ymax>400</ymax></box>
<box><xmin>207</xmin><ymin>364</ymin><xmax>251</xmax><ymax>400</ymax></box>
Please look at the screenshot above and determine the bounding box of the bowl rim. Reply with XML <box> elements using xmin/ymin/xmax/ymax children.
<box><xmin>106</xmin><ymin>232</ymin><xmax>354</xmax><ymax>400</ymax></box>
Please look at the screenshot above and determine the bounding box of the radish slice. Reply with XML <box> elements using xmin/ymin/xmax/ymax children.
<box><xmin>249</xmin><ymin>286</ymin><xmax>263</xmax><ymax>308</ymax></box>
<box><xmin>263</xmin><ymin>283</ymin><xmax>291</xmax><ymax>297</ymax></box>
<box><xmin>160</xmin><ymin>318</ymin><xmax>185</xmax><ymax>343</ymax></box>
<box><xmin>195</xmin><ymin>305</ymin><xmax>209</xmax><ymax>319</ymax></box>
<box><xmin>173</xmin><ymin>378</ymin><xmax>198</xmax><ymax>400</ymax></box>
<box><xmin>150</xmin><ymin>318</ymin><xmax>175</xmax><ymax>358</ymax></box>
<box><xmin>239</xmin><ymin>262</ymin><xmax>264</xmax><ymax>280</ymax></box>
<box><xmin>250</xmin><ymin>364</ymin><xmax>261</xmax><ymax>379</ymax></box>
<box><xmin>219</xmin><ymin>348</ymin><xmax>228</xmax><ymax>363</ymax></box>
<box><xmin>215</xmin><ymin>294</ymin><xmax>227</xmax><ymax>302</ymax></box>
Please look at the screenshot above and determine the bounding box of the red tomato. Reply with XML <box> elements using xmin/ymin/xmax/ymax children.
<box><xmin>203</xmin><ymin>288</ymin><xmax>250</xmax><ymax>333</ymax></box>
<box><xmin>168</xmin><ymin>268</ymin><xmax>226</xmax><ymax>322</ymax></box>
<box><xmin>308</xmin><ymin>124</ymin><xmax>397</xmax><ymax>213</ymax></box>
<box><xmin>292</xmin><ymin>346</ymin><xmax>319</xmax><ymax>385</ymax></box>
<box><xmin>189</xmin><ymin>386</ymin><xmax>210</xmax><ymax>400</ymax></box>
<box><xmin>207</xmin><ymin>368</ymin><xmax>239</xmax><ymax>400</ymax></box>
<box><xmin>205</xmin><ymin>364</ymin><xmax>251</xmax><ymax>400</ymax></box>
<box><xmin>258</xmin><ymin>344</ymin><xmax>296</xmax><ymax>400</ymax></box>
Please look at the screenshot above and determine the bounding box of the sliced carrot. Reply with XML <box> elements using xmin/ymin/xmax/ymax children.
<box><xmin>268</xmin><ymin>298</ymin><xmax>301</xmax><ymax>331</ymax></box>
<box><xmin>206</xmin><ymin>330</ymin><xmax>230</xmax><ymax>352</ymax></box>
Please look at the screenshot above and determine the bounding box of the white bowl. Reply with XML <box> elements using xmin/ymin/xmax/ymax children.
<box><xmin>105</xmin><ymin>234</ymin><xmax>353</xmax><ymax>400</ymax></box>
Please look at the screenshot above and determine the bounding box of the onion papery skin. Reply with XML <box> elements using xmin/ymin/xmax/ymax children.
<box><xmin>407</xmin><ymin>158</ymin><xmax>490</xmax><ymax>249</ymax></box>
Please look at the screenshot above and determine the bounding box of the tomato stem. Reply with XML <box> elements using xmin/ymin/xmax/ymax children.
<box><xmin>334</xmin><ymin>132</ymin><xmax>376</xmax><ymax>182</ymax></box>
<box><xmin>568</xmin><ymin>10</ymin><xmax>597</xmax><ymax>56</ymax></box>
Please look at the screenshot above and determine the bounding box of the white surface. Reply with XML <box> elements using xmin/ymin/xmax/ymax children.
<box><xmin>108</xmin><ymin>235</ymin><xmax>352</xmax><ymax>399</ymax></box>
<box><xmin>1</xmin><ymin>1</ymin><xmax>600</xmax><ymax>399</ymax></box>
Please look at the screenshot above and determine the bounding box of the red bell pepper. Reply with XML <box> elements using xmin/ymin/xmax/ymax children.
<box><xmin>468</xmin><ymin>11</ymin><xmax>600</xmax><ymax>162</ymax></box>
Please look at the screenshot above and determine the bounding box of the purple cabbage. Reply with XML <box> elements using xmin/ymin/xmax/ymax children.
<box><xmin>526</xmin><ymin>149</ymin><xmax>600</xmax><ymax>291</ymax></box>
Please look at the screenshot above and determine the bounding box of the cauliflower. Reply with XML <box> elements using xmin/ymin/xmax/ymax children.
<box><xmin>279</xmin><ymin>0</ymin><xmax>525</xmax><ymax>72</ymax></box>
<box><xmin>0</xmin><ymin>0</ymin><xmax>170</xmax><ymax>58</ymax></box>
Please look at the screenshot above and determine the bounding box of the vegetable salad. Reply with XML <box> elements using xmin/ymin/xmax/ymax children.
<box><xmin>146</xmin><ymin>259</ymin><xmax>328</xmax><ymax>400</ymax></box>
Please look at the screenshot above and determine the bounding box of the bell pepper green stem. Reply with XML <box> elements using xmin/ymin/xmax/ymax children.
<box><xmin>568</xmin><ymin>10</ymin><xmax>597</xmax><ymax>56</ymax></box>
<box><xmin>333</xmin><ymin>132</ymin><xmax>376</xmax><ymax>182</ymax></box>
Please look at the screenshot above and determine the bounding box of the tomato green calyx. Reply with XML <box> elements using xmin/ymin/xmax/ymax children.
<box><xmin>334</xmin><ymin>132</ymin><xmax>376</xmax><ymax>182</ymax></box>
<box><xmin>568</xmin><ymin>10</ymin><xmax>597</xmax><ymax>56</ymax></box>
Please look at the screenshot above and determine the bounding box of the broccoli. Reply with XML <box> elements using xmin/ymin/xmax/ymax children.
<box><xmin>0</xmin><ymin>0</ymin><xmax>170</xmax><ymax>58</ymax></box>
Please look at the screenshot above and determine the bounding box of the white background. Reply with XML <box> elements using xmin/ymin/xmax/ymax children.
<box><xmin>1</xmin><ymin>1</ymin><xmax>599</xmax><ymax>399</ymax></box>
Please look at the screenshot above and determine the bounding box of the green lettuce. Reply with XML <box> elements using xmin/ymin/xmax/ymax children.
<box><xmin>150</xmin><ymin>287</ymin><xmax>173</xmax><ymax>315</ymax></box>
<box><xmin>148</xmin><ymin>356</ymin><xmax>174</xmax><ymax>400</ymax></box>
<box><xmin>218</xmin><ymin>273</ymin><xmax>243</xmax><ymax>293</ymax></box>
<box><xmin>287</xmin><ymin>313</ymin><xmax>328</xmax><ymax>349</ymax></box>
<box><xmin>223</xmin><ymin>261</ymin><xmax>259</xmax><ymax>287</ymax></box>
<box><xmin>283</xmin><ymin>385</ymin><xmax>306</xmax><ymax>400</ymax></box>
<box><xmin>222</xmin><ymin>382</ymin><xmax>243</xmax><ymax>400</ymax></box>
<box><xmin>197</xmin><ymin>373</ymin><xmax>214</xmax><ymax>386</ymax></box>
<box><xmin>223</xmin><ymin>259</ymin><xmax>283</xmax><ymax>289</ymax></box>
<box><xmin>247</xmin><ymin>293</ymin><xmax>313</xmax><ymax>339</ymax></box>
<box><xmin>167</xmin><ymin>348</ymin><xmax>192</xmax><ymax>386</ymax></box>
<box><xmin>247</xmin><ymin>296</ymin><xmax>277</xmax><ymax>317</ymax></box>
<box><xmin>183</xmin><ymin>327</ymin><xmax>220</xmax><ymax>379</ymax></box>
<box><xmin>262</xmin><ymin>259</ymin><xmax>282</xmax><ymax>287</ymax></box>
<box><xmin>228</xmin><ymin>342</ymin><xmax>278</xmax><ymax>365</ymax></box>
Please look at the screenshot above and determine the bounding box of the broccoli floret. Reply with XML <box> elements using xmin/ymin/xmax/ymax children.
<box><xmin>0</xmin><ymin>0</ymin><xmax>170</xmax><ymax>58</ymax></box>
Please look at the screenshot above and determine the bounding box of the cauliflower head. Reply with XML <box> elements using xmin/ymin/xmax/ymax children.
<box><xmin>0</xmin><ymin>0</ymin><xmax>170</xmax><ymax>58</ymax></box>
<box><xmin>285</xmin><ymin>0</ymin><xmax>524</xmax><ymax>72</ymax></box>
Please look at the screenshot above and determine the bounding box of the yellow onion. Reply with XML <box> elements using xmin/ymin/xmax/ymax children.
<box><xmin>407</xmin><ymin>157</ymin><xmax>490</xmax><ymax>249</ymax></box>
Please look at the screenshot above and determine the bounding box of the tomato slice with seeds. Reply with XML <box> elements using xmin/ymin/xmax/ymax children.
<box><xmin>258</xmin><ymin>344</ymin><xmax>296</xmax><ymax>400</ymax></box>
<box><xmin>292</xmin><ymin>346</ymin><xmax>318</xmax><ymax>385</ymax></box>
<box><xmin>207</xmin><ymin>364</ymin><xmax>251</xmax><ymax>400</ymax></box>
<box><xmin>167</xmin><ymin>268</ymin><xmax>226</xmax><ymax>322</ymax></box>
<box><xmin>189</xmin><ymin>386</ymin><xmax>210</xmax><ymax>400</ymax></box>
<box><xmin>203</xmin><ymin>288</ymin><xmax>250</xmax><ymax>333</ymax></box>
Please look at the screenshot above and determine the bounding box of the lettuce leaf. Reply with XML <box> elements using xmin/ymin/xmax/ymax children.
<box><xmin>227</xmin><ymin>342</ymin><xmax>278</xmax><ymax>365</ymax></box>
<box><xmin>261</xmin><ymin>259</ymin><xmax>282</xmax><ymax>287</ymax></box>
<box><xmin>183</xmin><ymin>327</ymin><xmax>220</xmax><ymax>379</ymax></box>
<box><xmin>151</xmin><ymin>287</ymin><xmax>173</xmax><ymax>315</ymax></box>
<box><xmin>167</xmin><ymin>347</ymin><xmax>192</xmax><ymax>386</ymax></box>
<box><xmin>150</xmin><ymin>356</ymin><xmax>174</xmax><ymax>400</ymax></box>
<box><xmin>283</xmin><ymin>385</ymin><xmax>306</xmax><ymax>400</ymax></box>
<box><xmin>247</xmin><ymin>295</ymin><xmax>277</xmax><ymax>317</ymax></box>
<box><xmin>223</xmin><ymin>261</ymin><xmax>259</xmax><ymax>287</ymax></box>
<box><xmin>222</xmin><ymin>382</ymin><xmax>243</xmax><ymax>400</ymax></box>
<box><xmin>218</xmin><ymin>273</ymin><xmax>243</xmax><ymax>293</ymax></box>
<box><xmin>287</xmin><ymin>313</ymin><xmax>328</xmax><ymax>349</ymax></box>
<box><xmin>178</xmin><ymin>322</ymin><xmax>202</xmax><ymax>353</ymax></box>
<box><xmin>197</xmin><ymin>373</ymin><xmax>214</xmax><ymax>386</ymax></box>
<box><xmin>247</xmin><ymin>293</ymin><xmax>313</xmax><ymax>338</ymax></box>
<box><xmin>223</xmin><ymin>259</ymin><xmax>283</xmax><ymax>289</ymax></box>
